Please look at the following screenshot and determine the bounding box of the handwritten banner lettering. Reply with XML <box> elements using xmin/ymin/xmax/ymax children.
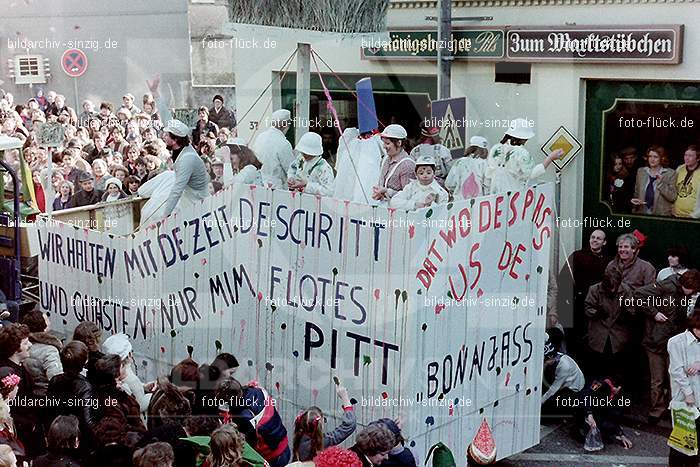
<box><xmin>38</xmin><ymin>183</ymin><xmax>553</xmax><ymax>462</ymax></box>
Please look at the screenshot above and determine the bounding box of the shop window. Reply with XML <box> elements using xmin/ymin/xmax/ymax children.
<box><xmin>495</xmin><ymin>62</ymin><xmax>531</xmax><ymax>84</ymax></box>
<box><xmin>601</xmin><ymin>99</ymin><xmax>700</xmax><ymax>219</ymax></box>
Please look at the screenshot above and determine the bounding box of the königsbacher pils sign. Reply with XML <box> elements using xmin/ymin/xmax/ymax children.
<box><xmin>361</xmin><ymin>25</ymin><xmax>683</xmax><ymax>64</ymax></box>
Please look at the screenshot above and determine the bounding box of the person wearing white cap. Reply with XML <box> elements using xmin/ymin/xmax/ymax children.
<box><xmin>160</xmin><ymin>118</ymin><xmax>210</xmax><ymax>217</ymax></box>
<box><xmin>122</xmin><ymin>92</ymin><xmax>141</xmax><ymax>114</ymax></box>
<box><xmin>486</xmin><ymin>118</ymin><xmax>563</xmax><ymax>195</ymax></box>
<box><xmin>287</xmin><ymin>132</ymin><xmax>335</xmax><ymax>196</ymax></box>
<box><xmin>100</xmin><ymin>177</ymin><xmax>128</xmax><ymax>203</ymax></box>
<box><xmin>103</xmin><ymin>333</ymin><xmax>153</xmax><ymax>413</ymax></box>
<box><xmin>143</xmin><ymin>75</ymin><xmax>210</xmax><ymax>217</ymax></box>
<box><xmin>251</xmin><ymin>108</ymin><xmax>295</xmax><ymax>189</ymax></box>
<box><xmin>409</xmin><ymin>124</ymin><xmax>454</xmax><ymax>186</ymax></box>
<box><xmin>445</xmin><ymin>135</ymin><xmax>490</xmax><ymax>201</ymax></box>
<box><xmin>373</xmin><ymin>124</ymin><xmax>415</xmax><ymax>203</ymax></box>
<box><xmin>390</xmin><ymin>155</ymin><xmax>448</xmax><ymax>210</ymax></box>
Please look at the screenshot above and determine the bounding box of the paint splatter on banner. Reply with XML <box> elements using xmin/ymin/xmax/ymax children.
<box><xmin>37</xmin><ymin>182</ymin><xmax>553</xmax><ymax>464</ymax></box>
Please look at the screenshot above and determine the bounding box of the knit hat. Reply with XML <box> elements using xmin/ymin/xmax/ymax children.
<box><xmin>425</xmin><ymin>442</ymin><xmax>456</xmax><ymax>467</ymax></box>
<box><xmin>213</xmin><ymin>94</ymin><xmax>224</xmax><ymax>104</ymax></box>
<box><xmin>105</xmin><ymin>177</ymin><xmax>123</xmax><ymax>191</ymax></box>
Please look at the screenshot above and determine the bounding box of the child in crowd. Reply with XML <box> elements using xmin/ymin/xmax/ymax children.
<box><xmin>370</xmin><ymin>419</ymin><xmax>416</xmax><ymax>466</ymax></box>
<box><xmin>292</xmin><ymin>384</ymin><xmax>356</xmax><ymax>462</ymax></box>
<box><xmin>125</xmin><ymin>175</ymin><xmax>141</xmax><ymax>196</ymax></box>
<box><xmin>101</xmin><ymin>177</ymin><xmax>128</xmax><ymax>203</ymax></box>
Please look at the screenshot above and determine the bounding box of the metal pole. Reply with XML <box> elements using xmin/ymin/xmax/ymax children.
<box><xmin>73</xmin><ymin>77</ymin><xmax>79</xmax><ymax>116</ymax></box>
<box><xmin>46</xmin><ymin>147</ymin><xmax>54</xmax><ymax>216</ymax></box>
<box><xmin>437</xmin><ymin>0</ymin><xmax>452</xmax><ymax>99</ymax></box>
<box><xmin>0</xmin><ymin>158</ymin><xmax>22</xmax><ymax>301</ymax></box>
<box><xmin>553</xmin><ymin>170</ymin><xmax>562</xmax><ymax>274</ymax></box>
<box><xmin>295</xmin><ymin>43</ymin><xmax>311</xmax><ymax>145</ymax></box>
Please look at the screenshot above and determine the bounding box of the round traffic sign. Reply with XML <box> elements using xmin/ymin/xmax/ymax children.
<box><xmin>61</xmin><ymin>48</ymin><xmax>88</xmax><ymax>78</ymax></box>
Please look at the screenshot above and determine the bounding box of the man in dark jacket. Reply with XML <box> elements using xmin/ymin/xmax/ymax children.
<box><xmin>208</xmin><ymin>94</ymin><xmax>236</xmax><ymax>130</ymax></box>
<box><xmin>69</xmin><ymin>172</ymin><xmax>103</xmax><ymax>208</ymax></box>
<box><xmin>47</xmin><ymin>341</ymin><xmax>97</xmax><ymax>445</ymax></box>
<box><xmin>32</xmin><ymin>415</ymin><xmax>84</xmax><ymax>467</ymax></box>
<box><xmin>635</xmin><ymin>269</ymin><xmax>700</xmax><ymax>423</ymax></box>
<box><xmin>584</xmin><ymin>267</ymin><xmax>635</xmax><ymax>384</ymax></box>
<box><xmin>559</xmin><ymin>229</ymin><xmax>611</xmax><ymax>357</ymax></box>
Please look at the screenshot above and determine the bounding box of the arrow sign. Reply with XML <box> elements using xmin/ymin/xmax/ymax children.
<box><xmin>61</xmin><ymin>48</ymin><xmax>88</xmax><ymax>78</ymax></box>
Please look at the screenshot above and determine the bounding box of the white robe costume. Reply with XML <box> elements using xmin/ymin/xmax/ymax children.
<box><xmin>445</xmin><ymin>157</ymin><xmax>488</xmax><ymax>200</ymax></box>
<box><xmin>138</xmin><ymin>170</ymin><xmax>176</xmax><ymax>227</ymax></box>
<box><xmin>251</xmin><ymin>126</ymin><xmax>295</xmax><ymax>189</ymax></box>
<box><xmin>223</xmin><ymin>163</ymin><xmax>263</xmax><ymax>187</ymax></box>
<box><xmin>389</xmin><ymin>179</ymin><xmax>448</xmax><ymax>210</ymax></box>
<box><xmin>333</xmin><ymin>128</ymin><xmax>383</xmax><ymax>204</ymax></box>
<box><xmin>287</xmin><ymin>154</ymin><xmax>335</xmax><ymax>197</ymax></box>
<box><xmin>485</xmin><ymin>143</ymin><xmax>546</xmax><ymax>195</ymax></box>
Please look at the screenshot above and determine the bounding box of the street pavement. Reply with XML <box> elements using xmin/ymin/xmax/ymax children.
<box><xmin>498</xmin><ymin>415</ymin><xmax>671</xmax><ymax>466</ymax></box>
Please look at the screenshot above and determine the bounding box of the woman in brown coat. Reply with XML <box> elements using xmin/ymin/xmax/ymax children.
<box><xmin>584</xmin><ymin>268</ymin><xmax>635</xmax><ymax>383</ymax></box>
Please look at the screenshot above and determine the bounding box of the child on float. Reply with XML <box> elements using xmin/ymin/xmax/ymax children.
<box><xmin>389</xmin><ymin>155</ymin><xmax>448</xmax><ymax>210</ymax></box>
<box><xmin>445</xmin><ymin>135</ymin><xmax>490</xmax><ymax>200</ymax></box>
<box><xmin>292</xmin><ymin>384</ymin><xmax>357</xmax><ymax>462</ymax></box>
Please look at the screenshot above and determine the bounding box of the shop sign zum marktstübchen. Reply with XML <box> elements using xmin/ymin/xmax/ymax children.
<box><xmin>361</xmin><ymin>25</ymin><xmax>683</xmax><ymax>64</ymax></box>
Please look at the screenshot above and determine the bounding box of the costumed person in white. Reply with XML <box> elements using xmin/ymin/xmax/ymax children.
<box><xmin>251</xmin><ymin>109</ymin><xmax>295</xmax><ymax>189</ymax></box>
<box><xmin>138</xmin><ymin>170</ymin><xmax>176</xmax><ymax>228</ymax></box>
<box><xmin>217</xmin><ymin>137</ymin><xmax>264</xmax><ymax>186</ymax></box>
<box><xmin>409</xmin><ymin>125</ymin><xmax>453</xmax><ymax>186</ymax></box>
<box><xmin>334</xmin><ymin>128</ymin><xmax>383</xmax><ymax>204</ymax></box>
<box><xmin>333</xmin><ymin>77</ymin><xmax>383</xmax><ymax>204</ymax></box>
<box><xmin>144</xmin><ymin>75</ymin><xmax>209</xmax><ymax>217</ymax></box>
<box><xmin>372</xmin><ymin>124</ymin><xmax>415</xmax><ymax>204</ymax></box>
<box><xmin>486</xmin><ymin>118</ymin><xmax>563</xmax><ymax>195</ymax></box>
<box><xmin>287</xmin><ymin>132</ymin><xmax>335</xmax><ymax>196</ymax></box>
<box><xmin>390</xmin><ymin>155</ymin><xmax>448</xmax><ymax>210</ymax></box>
<box><xmin>160</xmin><ymin>119</ymin><xmax>210</xmax><ymax>216</ymax></box>
<box><xmin>445</xmin><ymin>136</ymin><xmax>490</xmax><ymax>201</ymax></box>
<box><xmin>103</xmin><ymin>333</ymin><xmax>152</xmax><ymax>414</ymax></box>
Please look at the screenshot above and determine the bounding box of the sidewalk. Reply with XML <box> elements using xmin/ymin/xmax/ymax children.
<box><xmin>499</xmin><ymin>416</ymin><xmax>671</xmax><ymax>466</ymax></box>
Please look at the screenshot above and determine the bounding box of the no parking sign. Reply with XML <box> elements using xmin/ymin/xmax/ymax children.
<box><xmin>61</xmin><ymin>48</ymin><xmax>88</xmax><ymax>78</ymax></box>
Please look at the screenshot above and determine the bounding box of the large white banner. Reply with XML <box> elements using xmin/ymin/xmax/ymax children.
<box><xmin>37</xmin><ymin>182</ymin><xmax>553</xmax><ymax>465</ymax></box>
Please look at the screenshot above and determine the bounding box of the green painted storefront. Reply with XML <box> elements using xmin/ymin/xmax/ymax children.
<box><xmin>280</xmin><ymin>73</ymin><xmax>437</xmax><ymax>143</ymax></box>
<box><xmin>584</xmin><ymin>80</ymin><xmax>700</xmax><ymax>267</ymax></box>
